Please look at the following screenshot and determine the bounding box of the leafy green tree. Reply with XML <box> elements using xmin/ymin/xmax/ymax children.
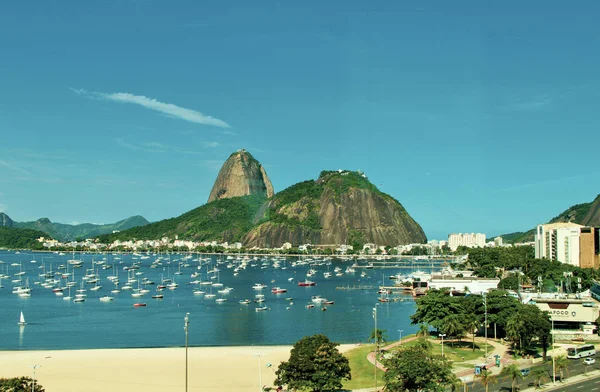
<box><xmin>0</xmin><ymin>377</ymin><xmax>45</xmax><ymax>392</ymax></box>
<box><xmin>475</xmin><ymin>369</ymin><xmax>497</xmax><ymax>392</ymax></box>
<box><xmin>500</xmin><ymin>364</ymin><xmax>523</xmax><ymax>392</ymax></box>
<box><xmin>410</xmin><ymin>289</ymin><xmax>464</xmax><ymax>330</ymax></box>
<box><xmin>505</xmin><ymin>305</ymin><xmax>551</xmax><ymax>356</ymax></box>
<box><xmin>382</xmin><ymin>345</ymin><xmax>454</xmax><ymax>392</ymax></box>
<box><xmin>274</xmin><ymin>334</ymin><xmax>350</xmax><ymax>392</ymax></box>
<box><xmin>368</xmin><ymin>328</ymin><xmax>387</xmax><ymax>352</ymax></box>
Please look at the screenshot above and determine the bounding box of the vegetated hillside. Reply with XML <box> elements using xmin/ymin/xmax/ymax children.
<box><xmin>580</xmin><ymin>194</ymin><xmax>600</xmax><ymax>226</ymax></box>
<box><xmin>207</xmin><ymin>149</ymin><xmax>274</xmax><ymax>203</ymax></box>
<box><xmin>14</xmin><ymin>215</ymin><xmax>149</xmax><ymax>241</ymax></box>
<box><xmin>0</xmin><ymin>227</ymin><xmax>48</xmax><ymax>249</ymax></box>
<box><xmin>498</xmin><ymin>194</ymin><xmax>600</xmax><ymax>244</ymax></box>
<box><xmin>97</xmin><ymin>195</ymin><xmax>267</xmax><ymax>244</ymax></box>
<box><xmin>243</xmin><ymin>170</ymin><xmax>427</xmax><ymax>248</ymax></box>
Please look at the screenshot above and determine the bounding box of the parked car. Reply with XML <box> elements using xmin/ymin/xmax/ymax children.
<box><xmin>584</xmin><ymin>357</ymin><xmax>596</xmax><ymax>365</ymax></box>
<box><xmin>520</xmin><ymin>368</ymin><xmax>531</xmax><ymax>376</ymax></box>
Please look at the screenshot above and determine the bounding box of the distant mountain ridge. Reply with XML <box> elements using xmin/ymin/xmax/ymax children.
<box><xmin>497</xmin><ymin>194</ymin><xmax>600</xmax><ymax>243</ymax></box>
<box><xmin>1</xmin><ymin>214</ymin><xmax>150</xmax><ymax>241</ymax></box>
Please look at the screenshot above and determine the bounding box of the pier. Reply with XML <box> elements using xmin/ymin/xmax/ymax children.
<box><xmin>335</xmin><ymin>285</ymin><xmax>375</xmax><ymax>290</ymax></box>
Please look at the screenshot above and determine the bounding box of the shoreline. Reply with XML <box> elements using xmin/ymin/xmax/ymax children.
<box><xmin>0</xmin><ymin>344</ymin><xmax>359</xmax><ymax>392</ymax></box>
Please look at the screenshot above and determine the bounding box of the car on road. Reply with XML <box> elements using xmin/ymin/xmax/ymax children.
<box><xmin>584</xmin><ymin>357</ymin><xmax>596</xmax><ymax>365</ymax></box>
<box><xmin>520</xmin><ymin>368</ymin><xmax>530</xmax><ymax>376</ymax></box>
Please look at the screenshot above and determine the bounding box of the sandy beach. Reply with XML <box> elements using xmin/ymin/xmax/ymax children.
<box><xmin>0</xmin><ymin>344</ymin><xmax>356</xmax><ymax>391</ymax></box>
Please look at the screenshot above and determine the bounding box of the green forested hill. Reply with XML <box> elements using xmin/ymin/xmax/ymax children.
<box><xmin>97</xmin><ymin>195</ymin><xmax>266</xmax><ymax>243</ymax></box>
<box><xmin>0</xmin><ymin>227</ymin><xmax>48</xmax><ymax>249</ymax></box>
<box><xmin>498</xmin><ymin>194</ymin><xmax>600</xmax><ymax>243</ymax></box>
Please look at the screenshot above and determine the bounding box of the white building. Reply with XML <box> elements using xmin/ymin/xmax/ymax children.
<box><xmin>447</xmin><ymin>233</ymin><xmax>486</xmax><ymax>251</ymax></box>
<box><xmin>534</xmin><ymin>222</ymin><xmax>584</xmax><ymax>266</ymax></box>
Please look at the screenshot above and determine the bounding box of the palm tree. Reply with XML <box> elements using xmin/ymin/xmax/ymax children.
<box><xmin>505</xmin><ymin>316</ymin><xmax>525</xmax><ymax>355</ymax></box>
<box><xmin>555</xmin><ymin>354</ymin><xmax>570</xmax><ymax>381</ymax></box>
<box><xmin>500</xmin><ymin>364</ymin><xmax>523</xmax><ymax>392</ymax></box>
<box><xmin>475</xmin><ymin>369</ymin><xmax>497</xmax><ymax>392</ymax></box>
<box><xmin>448</xmin><ymin>374</ymin><xmax>464</xmax><ymax>392</ymax></box>
<box><xmin>417</xmin><ymin>323</ymin><xmax>430</xmax><ymax>339</ymax></box>
<box><xmin>443</xmin><ymin>314</ymin><xmax>465</xmax><ymax>347</ymax></box>
<box><xmin>463</xmin><ymin>314</ymin><xmax>480</xmax><ymax>352</ymax></box>
<box><xmin>532</xmin><ymin>367</ymin><xmax>548</xmax><ymax>389</ymax></box>
<box><xmin>368</xmin><ymin>328</ymin><xmax>387</xmax><ymax>353</ymax></box>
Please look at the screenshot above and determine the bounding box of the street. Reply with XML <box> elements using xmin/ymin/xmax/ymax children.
<box><xmin>456</xmin><ymin>357</ymin><xmax>600</xmax><ymax>391</ymax></box>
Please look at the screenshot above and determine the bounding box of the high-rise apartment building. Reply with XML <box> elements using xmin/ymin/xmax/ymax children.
<box><xmin>534</xmin><ymin>222</ymin><xmax>600</xmax><ymax>268</ymax></box>
<box><xmin>448</xmin><ymin>233</ymin><xmax>486</xmax><ymax>251</ymax></box>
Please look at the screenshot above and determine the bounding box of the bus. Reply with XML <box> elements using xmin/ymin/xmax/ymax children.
<box><xmin>567</xmin><ymin>344</ymin><xmax>596</xmax><ymax>359</ymax></box>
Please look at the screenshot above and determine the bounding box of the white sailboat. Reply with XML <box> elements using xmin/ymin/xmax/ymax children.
<box><xmin>18</xmin><ymin>311</ymin><xmax>26</xmax><ymax>326</ymax></box>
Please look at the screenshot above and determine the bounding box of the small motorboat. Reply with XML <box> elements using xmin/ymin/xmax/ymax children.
<box><xmin>133</xmin><ymin>303</ymin><xmax>147</xmax><ymax>307</ymax></box>
<box><xmin>152</xmin><ymin>294</ymin><xmax>164</xmax><ymax>299</ymax></box>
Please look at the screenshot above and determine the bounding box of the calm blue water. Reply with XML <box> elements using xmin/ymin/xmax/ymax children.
<box><xmin>0</xmin><ymin>251</ymin><xmax>442</xmax><ymax>350</ymax></box>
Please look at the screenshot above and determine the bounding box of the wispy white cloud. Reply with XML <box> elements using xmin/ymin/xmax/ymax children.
<box><xmin>116</xmin><ymin>138</ymin><xmax>202</xmax><ymax>155</ymax></box>
<box><xmin>512</xmin><ymin>94</ymin><xmax>553</xmax><ymax>111</ymax></box>
<box><xmin>0</xmin><ymin>160</ymin><xmax>31</xmax><ymax>176</ymax></box>
<box><xmin>495</xmin><ymin>172</ymin><xmax>596</xmax><ymax>193</ymax></box>
<box><xmin>71</xmin><ymin>88</ymin><xmax>230</xmax><ymax>128</ymax></box>
<box><xmin>204</xmin><ymin>141</ymin><xmax>220</xmax><ymax>148</ymax></box>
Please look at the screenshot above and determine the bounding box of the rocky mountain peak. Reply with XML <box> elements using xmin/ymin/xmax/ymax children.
<box><xmin>0</xmin><ymin>212</ymin><xmax>13</xmax><ymax>228</ymax></box>
<box><xmin>208</xmin><ymin>149</ymin><xmax>274</xmax><ymax>203</ymax></box>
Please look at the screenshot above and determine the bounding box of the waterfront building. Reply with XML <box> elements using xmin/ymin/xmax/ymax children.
<box><xmin>524</xmin><ymin>290</ymin><xmax>599</xmax><ymax>337</ymax></box>
<box><xmin>447</xmin><ymin>233</ymin><xmax>486</xmax><ymax>251</ymax></box>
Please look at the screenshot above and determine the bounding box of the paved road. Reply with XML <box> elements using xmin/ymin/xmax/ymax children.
<box><xmin>454</xmin><ymin>358</ymin><xmax>600</xmax><ymax>391</ymax></box>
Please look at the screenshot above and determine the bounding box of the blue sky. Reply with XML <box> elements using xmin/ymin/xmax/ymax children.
<box><xmin>1</xmin><ymin>1</ymin><xmax>599</xmax><ymax>240</ymax></box>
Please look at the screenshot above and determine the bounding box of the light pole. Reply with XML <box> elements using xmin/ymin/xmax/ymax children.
<box><xmin>373</xmin><ymin>304</ymin><xmax>378</xmax><ymax>391</ymax></box>
<box><xmin>552</xmin><ymin>318</ymin><xmax>556</xmax><ymax>385</ymax></box>
<box><xmin>254</xmin><ymin>354</ymin><xmax>263</xmax><ymax>391</ymax></box>
<box><xmin>398</xmin><ymin>329</ymin><xmax>403</xmax><ymax>345</ymax></box>
<box><xmin>184</xmin><ymin>312</ymin><xmax>189</xmax><ymax>392</ymax></box>
<box><xmin>483</xmin><ymin>292</ymin><xmax>488</xmax><ymax>361</ymax></box>
<box><xmin>440</xmin><ymin>334</ymin><xmax>446</xmax><ymax>357</ymax></box>
<box><xmin>31</xmin><ymin>365</ymin><xmax>40</xmax><ymax>392</ymax></box>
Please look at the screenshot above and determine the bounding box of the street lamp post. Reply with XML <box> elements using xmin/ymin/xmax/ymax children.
<box><xmin>483</xmin><ymin>292</ymin><xmax>488</xmax><ymax>361</ymax></box>
<box><xmin>254</xmin><ymin>354</ymin><xmax>263</xmax><ymax>391</ymax></box>
<box><xmin>373</xmin><ymin>304</ymin><xmax>378</xmax><ymax>391</ymax></box>
<box><xmin>184</xmin><ymin>312</ymin><xmax>189</xmax><ymax>392</ymax></box>
<box><xmin>440</xmin><ymin>334</ymin><xmax>446</xmax><ymax>357</ymax></box>
<box><xmin>31</xmin><ymin>365</ymin><xmax>40</xmax><ymax>392</ymax></box>
<box><xmin>398</xmin><ymin>329</ymin><xmax>403</xmax><ymax>345</ymax></box>
<box><xmin>552</xmin><ymin>319</ymin><xmax>556</xmax><ymax>385</ymax></box>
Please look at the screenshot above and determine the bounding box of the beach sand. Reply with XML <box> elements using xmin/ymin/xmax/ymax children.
<box><xmin>0</xmin><ymin>344</ymin><xmax>356</xmax><ymax>391</ymax></box>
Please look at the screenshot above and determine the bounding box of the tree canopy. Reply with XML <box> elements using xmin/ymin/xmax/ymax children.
<box><xmin>274</xmin><ymin>334</ymin><xmax>351</xmax><ymax>392</ymax></box>
<box><xmin>0</xmin><ymin>377</ymin><xmax>44</xmax><ymax>392</ymax></box>
<box><xmin>382</xmin><ymin>344</ymin><xmax>454</xmax><ymax>392</ymax></box>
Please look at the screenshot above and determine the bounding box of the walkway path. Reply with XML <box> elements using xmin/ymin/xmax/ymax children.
<box><xmin>366</xmin><ymin>335</ymin><xmax>513</xmax><ymax>378</ymax></box>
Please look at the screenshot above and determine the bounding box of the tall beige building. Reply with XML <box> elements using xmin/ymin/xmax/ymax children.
<box><xmin>534</xmin><ymin>222</ymin><xmax>600</xmax><ymax>268</ymax></box>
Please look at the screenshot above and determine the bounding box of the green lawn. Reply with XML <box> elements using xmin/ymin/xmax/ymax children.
<box><xmin>390</xmin><ymin>338</ymin><xmax>486</xmax><ymax>365</ymax></box>
<box><xmin>342</xmin><ymin>343</ymin><xmax>385</xmax><ymax>390</ymax></box>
